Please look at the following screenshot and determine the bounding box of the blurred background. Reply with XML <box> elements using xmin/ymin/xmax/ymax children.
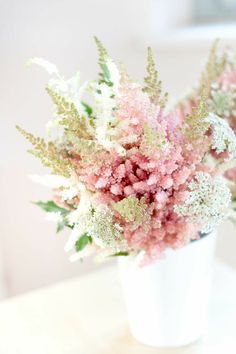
<box><xmin>1</xmin><ymin>0</ymin><xmax>236</xmax><ymax>298</ymax></box>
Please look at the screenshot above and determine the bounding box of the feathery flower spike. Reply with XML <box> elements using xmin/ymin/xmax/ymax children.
<box><xmin>143</xmin><ymin>47</ymin><xmax>168</xmax><ymax>108</ymax></box>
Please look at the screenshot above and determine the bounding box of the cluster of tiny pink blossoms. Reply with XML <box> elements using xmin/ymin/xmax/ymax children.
<box><xmin>19</xmin><ymin>40</ymin><xmax>236</xmax><ymax>264</ymax></box>
<box><xmin>76</xmin><ymin>82</ymin><xmax>212</xmax><ymax>262</ymax></box>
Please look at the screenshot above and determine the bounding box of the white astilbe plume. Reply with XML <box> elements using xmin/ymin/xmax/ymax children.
<box><xmin>207</xmin><ymin>113</ymin><xmax>236</xmax><ymax>160</ymax></box>
<box><xmin>27</xmin><ymin>57</ymin><xmax>89</xmax><ymax>117</ymax></box>
<box><xmin>86</xmin><ymin>205</ymin><xmax>124</xmax><ymax>249</ymax></box>
<box><xmin>27</xmin><ymin>58</ymin><xmax>60</xmax><ymax>75</ymax></box>
<box><xmin>29</xmin><ymin>174</ymin><xmax>69</xmax><ymax>188</ymax></box>
<box><xmin>90</xmin><ymin>59</ymin><xmax>125</xmax><ymax>155</ymax></box>
<box><xmin>30</xmin><ymin>173</ymin><xmax>89</xmax><ymax>202</ymax></box>
<box><xmin>64</xmin><ymin>186</ymin><xmax>93</xmax><ymax>253</ymax></box>
<box><xmin>93</xmin><ymin>82</ymin><xmax>125</xmax><ymax>155</ymax></box>
<box><xmin>49</xmin><ymin>74</ymin><xmax>89</xmax><ymax>115</ymax></box>
<box><xmin>66</xmin><ymin>186</ymin><xmax>92</xmax><ymax>225</ymax></box>
<box><xmin>106</xmin><ymin>59</ymin><xmax>120</xmax><ymax>94</ymax></box>
<box><xmin>174</xmin><ymin>172</ymin><xmax>231</xmax><ymax>233</ymax></box>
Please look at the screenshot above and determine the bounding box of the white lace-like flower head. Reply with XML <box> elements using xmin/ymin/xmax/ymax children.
<box><xmin>207</xmin><ymin>113</ymin><xmax>236</xmax><ymax>160</ymax></box>
<box><xmin>174</xmin><ymin>172</ymin><xmax>231</xmax><ymax>233</ymax></box>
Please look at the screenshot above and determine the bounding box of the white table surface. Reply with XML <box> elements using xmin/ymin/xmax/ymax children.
<box><xmin>0</xmin><ymin>261</ymin><xmax>235</xmax><ymax>354</ymax></box>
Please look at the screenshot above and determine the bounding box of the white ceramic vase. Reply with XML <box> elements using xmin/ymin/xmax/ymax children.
<box><xmin>118</xmin><ymin>231</ymin><xmax>217</xmax><ymax>348</ymax></box>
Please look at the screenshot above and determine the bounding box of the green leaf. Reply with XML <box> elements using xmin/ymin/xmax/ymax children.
<box><xmin>81</xmin><ymin>101</ymin><xmax>93</xmax><ymax>116</ymax></box>
<box><xmin>110</xmin><ymin>251</ymin><xmax>129</xmax><ymax>257</ymax></box>
<box><xmin>100</xmin><ymin>63</ymin><xmax>110</xmax><ymax>81</ymax></box>
<box><xmin>56</xmin><ymin>219</ymin><xmax>73</xmax><ymax>233</ymax></box>
<box><xmin>75</xmin><ymin>233</ymin><xmax>92</xmax><ymax>252</ymax></box>
<box><xmin>56</xmin><ymin>221</ymin><xmax>65</xmax><ymax>233</ymax></box>
<box><xmin>34</xmin><ymin>200</ymin><xmax>69</xmax><ymax>216</ymax></box>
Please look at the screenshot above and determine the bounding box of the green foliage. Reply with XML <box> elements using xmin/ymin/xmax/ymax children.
<box><xmin>81</xmin><ymin>101</ymin><xmax>93</xmax><ymax>117</ymax></box>
<box><xmin>34</xmin><ymin>200</ymin><xmax>72</xmax><ymax>233</ymax></box>
<box><xmin>56</xmin><ymin>219</ymin><xmax>73</xmax><ymax>233</ymax></box>
<box><xmin>34</xmin><ymin>200</ymin><xmax>69</xmax><ymax>214</ymax></box>
<box><xmin>143</xmin><ymin>47</ymin><xmax>168</xmax><ymax>108</ymax></box>
<box><xmin>75</xmin><ymin>233</ymin><xmax>92</xmax><ymax>252</ymax></box>
<box><xmin>233</xmin><ymin>197</ymin><xmax>236</xmax><ymax>211</ymax></box>
<box><xmin>110</xmin><ymin>251</ymin><xmax>129</xmax><ymax>257</ymax></box>
<box><xmin>56</xmin><ymin>221</ymin><xmax>66</xmax><ymax>233</ymax></box>
<box><xmin>100</xmin><ymin>63</ymin><xmax>112</xmax><ymax>85</ymax></box>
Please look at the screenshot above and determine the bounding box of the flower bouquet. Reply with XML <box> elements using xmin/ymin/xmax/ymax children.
<box><xmin>18</xmin><ymin>39</ymin><xmax>236</xmax><ymax>347</ymax></box>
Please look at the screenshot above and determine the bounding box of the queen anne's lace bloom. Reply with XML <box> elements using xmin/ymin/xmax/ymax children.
<box><xmin>66</xmin><ymin>205</ymin><xmax>125</xmax><ymax>255</ymax></box>
<box><xmin>174</xmin><ymin>172</ymin><xmax>231</xmax><ymax>233</ymax></box>
<box><xmin>86</xmin><ymin>206</ymin><xmax>125</xmax><ymax>250</ymax></box>
<box><xmin>207</xmin><ymin>113</ymin><xmax>236</xmax><ymax>160</ymax></box>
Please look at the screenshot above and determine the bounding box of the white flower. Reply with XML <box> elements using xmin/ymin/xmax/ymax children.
<box><xmin>30</xmin><ymin>173</ymin><xmax>93</xmax><ymax>210</ymax></box>
<box><xmin>95</xmin><ymin>126</ymin><xmax>126</xmax><ymax>155</ymax></box>
<box><xmin>64</xmin><ymin>224</ymin><xmax>86</xmax><ymax>252</ymax></box>
<box><xmin>29</xmin><ymin>174</ymin><xmax>69</xmax><ymax>188</ymax></box>
<box><xmin>30</xmin><ymin>173</ymin><xmax>85</xmax><ymax>200</ymax></box>
<box><xmin>64</xmin><ymin>186</ymin><xmax>94</xmax><ymax>252</ymax></box>
<box><xmin>27</xmin><ymin>58</ymin><xmax>60</xmax><ymax>76</ymax></box>
<box><xmin>27</xmin><ymin>57</ymin><xmax>93</xmax><ymax>123</ymax></box>
<box><xmin>66</xmin><ymin>189</ymin><xmax>92</xmax><ymax>225</ymax></box>
<box><xmin>45</xmin><ymin>212</ymin><xmax>63</xmax><ymax>223</ymax></box>
<box><xmin>92</xmin><ymin>81</ymin><xmax>125</xmax><ymax>155</ymax></box>
<box><xmin>87</xmin><ymin>205</ymin><xmax>123</xmax><ymax>249</ymax></box>
<box><xmin>174</xmin><ymin>172</ymin><xmax>231</xmax><ymax>233</ymax></box>
<box><xmin>87</xmin><ymin>60</ymin><xmax>124</xmax><ymax>156</ymax></box>
<box><xmin>94</xmin><ymin>82</ymin><xmax>116</xmax><ymax>121</ymax></box>
<box><xmin>48</xmin><ymin>74</ymin><xmax>90</xmax><ymax>115</ymax></box>
<box><xmin>207</xmin><ymin>113</ymin><xmax>236</xmax><ymax>160</ymax></box>
<box><xmin>65</xmin><ymin>204</ymin><xmax>125</xmax><ymax>256</ymax></box>
<box><xmin>106</xmin><ymin>59</ymin><xmax>120</xmax><ymax>94</ymax></box>
<box><xmin>69</xmin><ymin>246</ymin><xmax>94</xmax><ymax>262</ymax></box>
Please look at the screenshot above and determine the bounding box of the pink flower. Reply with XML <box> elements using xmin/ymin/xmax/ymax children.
<box><xmin>110</xmin><ymin>184</ymin><xmax>123</xmax><ymax>195</ymax></box>
<box><xmin>160</xmin><ymin>176</ymin><xmax>173</xmax><ymax>189</ymax></box>
<box><xmin>225</xmin><ymin>166</ymin><xmax>236</xmax><ymax>181</ymax></box>
<box><xmin>173</xmin><ymin>167</ymin><xmax>191</xmax><ymax>187</ymax></box>
<box><xmin>95</xmin><ymin>177</ymin><xmax>109</xmax><ymax>189</ymax></box>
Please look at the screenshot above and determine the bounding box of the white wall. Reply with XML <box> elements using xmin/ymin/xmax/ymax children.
<box><xmin>1</xmin><ymin>0</ymin><xmax>236</xmax><ymax>296</ymax></box>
